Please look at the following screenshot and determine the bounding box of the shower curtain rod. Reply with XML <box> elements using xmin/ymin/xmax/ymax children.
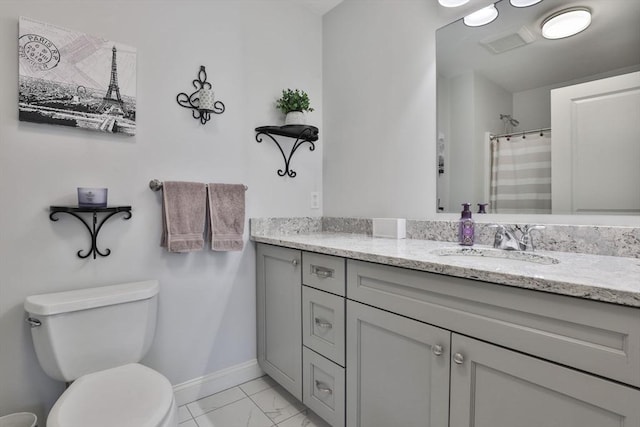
<box><xmin>490</xmin><ymin>127</ymin><xmax>551</xmax><ymax>140</ymax></box>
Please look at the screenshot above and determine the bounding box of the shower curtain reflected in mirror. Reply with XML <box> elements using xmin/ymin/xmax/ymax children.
<box><xmin>489</xmin><ymin>132</ymin><xmax>552</xmax><ymax>214</ymax></box>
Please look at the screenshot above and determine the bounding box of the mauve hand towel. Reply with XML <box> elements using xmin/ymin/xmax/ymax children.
<box><xmin>161</xmin><ymin>181</ymin><xmax>207</xmax><ymax>252</ymax></box>
<box><xmin>207</xmin><ymin>183</ymin><xmax>245</xmax><ymax>251</ymax></box>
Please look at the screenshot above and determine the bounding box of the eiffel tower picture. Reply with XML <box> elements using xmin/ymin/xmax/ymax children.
<box><xmin>19</xmin><ymin>17</ymin><xmax>136</xmax><ymax>135</ymax></box>
<box><xmin>100</xmin><ymin>46</ymin><xmax>126</xmax><ymax>114</ymax></box>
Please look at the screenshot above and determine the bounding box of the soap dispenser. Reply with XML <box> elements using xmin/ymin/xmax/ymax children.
<box><xmin>458</xmin><ymin>203</ymin><xmax>474</xmax><ymax>246</ymax></box>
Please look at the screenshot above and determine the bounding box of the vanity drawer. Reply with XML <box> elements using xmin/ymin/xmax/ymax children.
<box><xmin>347</xmin><ymin>259</ymin><xmax>640</xmax><ymax>388</ymax></box>
<box><xmin>303</xmin><ymin>252</ymin><xmax>346</xmax><ymax>296</ymax></box>
<box><xmin>303</xmin><ymin>346</ymin><xmax>345</xmax><ymax>427</ymax></box>
<box><xmin>303</xmin><ymin>286</ymin><xmax>345</xmax><ymax>366</ymax></box>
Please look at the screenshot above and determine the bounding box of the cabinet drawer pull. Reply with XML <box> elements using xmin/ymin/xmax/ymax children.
<box><xmin>453</xmin><ymin>352</ymin><xmax>465</xmax><ymax>365</ymax></box>
<box><xmin>315</xmin><ymin>317</ymin><xmax>333</xmax><ymax>329</ymax></box>
<box><xmin>432</xmin><ymin>344</ymin><xmax>444</xmax><ymax>356</ymax></box>
<box><xmin>292</xmin><ymin>259</ymin><xmax>299</xmax><ymax>266</ymax></box>
<box><xmin>315</xmin><ymin>380</ymin><xmax>333</xmax><ymax>395</ymax></box>
<box><xmin>311</xmin><ymin>265</ymin><xmax>334</xmax><ymax>279</ymax></box>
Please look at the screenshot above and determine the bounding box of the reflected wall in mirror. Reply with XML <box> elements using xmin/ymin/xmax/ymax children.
<box><xmin>436</xmin><ymin>0</ymin><xmax>640</xmax><ymax>215</ymax></box>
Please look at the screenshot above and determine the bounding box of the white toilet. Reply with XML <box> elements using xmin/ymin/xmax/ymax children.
<box><xmin>24</xmin><ymin>280</ymin><xmax>178</xmax><ymax>427</ymax></box>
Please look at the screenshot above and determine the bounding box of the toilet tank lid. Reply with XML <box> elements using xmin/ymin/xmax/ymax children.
<box><xmin>25</xmin><ymin>280</ymin><xmax>159</xmax><ymax>316</ymax></box>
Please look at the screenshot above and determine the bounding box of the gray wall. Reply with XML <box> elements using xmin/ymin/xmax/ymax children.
<box><xmin>323</xmin><ymin>0</ymin><xmax>438</xmax><ymax>219</ymax></box>
<box><xmin>0</xmin><ymin>0</ymin><xmax>322</xmax><ymax>420</ymax></box>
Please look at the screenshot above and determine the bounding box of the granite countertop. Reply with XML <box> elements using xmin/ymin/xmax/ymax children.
<box><xmin>251</xmin><ymin>232</ymin><xmax>640</xmax><ymax>308</ymax></box>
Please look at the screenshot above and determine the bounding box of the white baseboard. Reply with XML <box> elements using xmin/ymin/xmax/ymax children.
<box><xmin>172</xmin><ymin>359</ymin><xmax>264</xmax><ymax>406</ymax></box>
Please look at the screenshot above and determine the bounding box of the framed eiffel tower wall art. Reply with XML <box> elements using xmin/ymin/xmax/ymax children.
<box><xmin>18</xmin><ymin>17</ymin><xmax>137</xmax><ymax>135</ymax></box>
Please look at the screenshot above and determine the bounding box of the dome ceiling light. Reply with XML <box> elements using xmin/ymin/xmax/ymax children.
<box><xmin>541</xmin><ymin>7</ymin><xmax>592</xmax><ymax>39</ymax></box>
<box><xmin>510</xmin><ymin>0</ymin><xmax>543</xmax><ymax>7</ymax></box>
<box><xmin>438</xmin><ymin>0</ymin><xmax>470</xmax><ymax>7</ymax></box>
<box><xmin>464</xmin><ymin>4</ymin><xmax>499</xmax><ymax>27</ymax></box>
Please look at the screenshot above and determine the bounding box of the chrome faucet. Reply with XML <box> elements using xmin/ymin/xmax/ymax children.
<box><xmin>517</xmin><ymin>224</ymin><xmax>546</xmax><ymax>251</ymax></box>
<box><xmin>489</xmin><ymin>224</ymin><xmax>545</xmax><ymax>251</ymax></box>
<box><xmin>489</xmin><ymin>224</ymin><xmax>522</xmax><ymax>251</ymax></box>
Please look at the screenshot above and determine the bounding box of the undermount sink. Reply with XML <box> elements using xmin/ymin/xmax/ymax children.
<box><xmin>432</xmin><ymin>247</ymin><xmax>560</xmax><ymax>265</ymax></box>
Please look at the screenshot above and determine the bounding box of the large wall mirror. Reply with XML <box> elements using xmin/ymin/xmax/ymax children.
<box><xmin>436</xmin><ymin>0</ymin><xmax>640</xmax><ymax>216</ymax></box>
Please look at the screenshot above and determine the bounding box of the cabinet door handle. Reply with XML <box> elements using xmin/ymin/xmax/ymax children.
<box><xmin>432</xmin><ymin>344</ymin><xmax>444</xmax><ymax>356</ymax></box>
<box><xmin>315</xmin><ymin>380</ymin><xmax>333</xmax><ymax>395</ymax></box>
<box><xmin>314</xmin><ymin>317</ymin><xmax>333</xmax><ymax>329</ymax></box>
<box><xmin>292</xmin><ymin>259</ymin><xmax>299</xmax><ymax>266</ymax></box>
<box><xmin>311</xmin><ymin>265</ymin><xmax>334</xmax><ymax>279</ymax></box>
<box><xmin>453</xmin><ymin>352</ymin><xmax>465</xmax><ymax>365</ymax></box>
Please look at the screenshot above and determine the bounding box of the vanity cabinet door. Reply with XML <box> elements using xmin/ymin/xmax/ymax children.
<box><xmin>450</xmin><ymin>334</ymin><xmax>640</xmax><ymax>427</ymax></box>
<box><xmin>256</xmin><ymin>243</ymin><xmax>302</xmax><ymax>400</ymax></box>
<box><xmin>346</xmin><ymin>300</ymin><xmax>450</xmax><ymax>427</ymax></box>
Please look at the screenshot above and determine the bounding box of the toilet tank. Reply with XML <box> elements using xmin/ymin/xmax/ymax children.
<box><xmin>24</xmin><ymin>280</ymin><xmax>159</xmax><ymax>382</ymax></box>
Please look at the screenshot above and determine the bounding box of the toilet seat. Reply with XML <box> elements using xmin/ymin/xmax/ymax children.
<box><xmin>47</xmin><ymin>363</ymin><xmax>176</xmax><ymax>427</ymax></box>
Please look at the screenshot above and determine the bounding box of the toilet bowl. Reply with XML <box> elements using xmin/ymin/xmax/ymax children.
<box><xmin>25</xmin><ymin>280</ymin><xmax>178</xmax><ymax>427</ymax></box>
<box><xmin>47</xmin><ymin>364</ymin><xmax>177</xmax><ymax>427</ymax></box>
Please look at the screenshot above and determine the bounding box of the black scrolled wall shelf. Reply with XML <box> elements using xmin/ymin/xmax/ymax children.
<box><xmin>49</xmin><ymin>206</ymin><xmax>132</xmax><ymax>259</ymax></box>
<box><xmin>255</xmin><ymin>125</ymin><xmax>319</xmax><ymax>178</ymax></box>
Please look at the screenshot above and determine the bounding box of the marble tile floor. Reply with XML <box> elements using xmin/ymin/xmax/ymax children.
<box><xmin>178</xmin><ymin>376</ymin><xmax>331</xmax><ymax>427</ymax></box>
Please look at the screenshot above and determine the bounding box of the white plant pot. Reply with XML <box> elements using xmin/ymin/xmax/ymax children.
<box><xmin>285</xmin><ymin>111</ymin><xmax>306</xmax><ymax>125</ymax></box>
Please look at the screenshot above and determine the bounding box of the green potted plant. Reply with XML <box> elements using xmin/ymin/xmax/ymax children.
<box><xmin>276</xmin><ymin>88</ymin><xmax>314</xmax><ymax>125</ymax></box>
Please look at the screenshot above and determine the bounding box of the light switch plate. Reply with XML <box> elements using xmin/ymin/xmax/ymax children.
<box><xmin>310</xmin><ymin>192</ymin><xmax>320</xmax><ymax>209</ymax></box>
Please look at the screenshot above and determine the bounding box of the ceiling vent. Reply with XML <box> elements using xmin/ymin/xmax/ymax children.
<box><xmin>480</xmin><ymin>26</ymin><xmax>536</xmax><ymax>54</ymax></box>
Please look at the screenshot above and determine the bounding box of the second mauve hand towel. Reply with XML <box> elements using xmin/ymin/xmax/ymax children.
<box><xmin>207</xmin><ymin>183</ymin><xmax>246</xmax><ymax>251</ymax></box>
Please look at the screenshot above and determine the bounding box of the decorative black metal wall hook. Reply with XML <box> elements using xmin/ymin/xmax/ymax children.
<box><xmin>176</xmin><ymin>66</ymin><xmax>225</xmax><ymax>125</ymax></box>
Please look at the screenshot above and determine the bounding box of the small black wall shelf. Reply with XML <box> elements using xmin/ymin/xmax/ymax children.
<box><xmin>49</xmin><ymin>206</ymin><xmax>132</xmax><ymax>259</ymax></box>
<box><xmin>255</xmin><ymin>125</ymin><xmax>318</xmax><ymax>178</ymax></box>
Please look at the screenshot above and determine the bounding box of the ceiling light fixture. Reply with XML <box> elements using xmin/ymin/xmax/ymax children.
<box><xmin>463</xmin><ymin>4</ymin><xmax>499</xmax><ymax>27</ymax></box>
<box><xmin>510</xmin><ymin>0</ymin><xmax>542</xmax><ymax>7</ymax></box>
<box><xmin>438</xmin><ymin>0</ymin><xmax>470</xmax><ymax>7</ymax></box>
<box><xmin>541</xmin><ymin>7</ymin><xmax>592</xmax><ymax>39</ymax></box>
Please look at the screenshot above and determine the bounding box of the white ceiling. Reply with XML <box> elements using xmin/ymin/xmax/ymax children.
<box><xmin>298</xmin><ymin>0</ymin><xmax>344</xmax><ymax>15</ymax></box>
<box><xmin>437</xmin><ymin>0</ymin><xmax>640</xmax><ymax>93</ymax></box>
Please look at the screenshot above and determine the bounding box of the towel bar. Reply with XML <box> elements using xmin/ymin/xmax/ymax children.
<box><xmin>149</xmin><ymin>180</ymin><xmax>247</xmax><ymax>191</ymax></box>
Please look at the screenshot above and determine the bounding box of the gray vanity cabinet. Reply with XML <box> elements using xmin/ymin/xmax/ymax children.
<box><xmin>346</xmin><ymin>300</ymin><xmax>450</xmax><ymax>427</ymax></box>
<box><xmin>346</xmin><ymin>258</ymin><xmax>640</xmax><ymax>427</ymax></box>
<box><xmin>256</xmin><ymin>242</ymin><xmax>640</xmax><ymax>427</ymax></box>
<box><xmin>450</xmin><ymin>334</ymin><xmax>640</xmax><ymax>427</ymax></box>
<box><xmin>256</xmin><ymin>244</ymin><xmax>302</xmax><ymax>400</ymax></box>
